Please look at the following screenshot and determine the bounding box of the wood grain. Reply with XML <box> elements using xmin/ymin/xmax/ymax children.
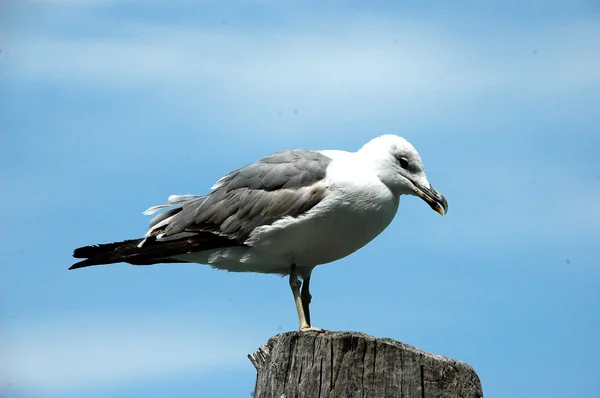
<box><xmin>250</xmin><ymin>331</ymin><xmax>483</xmax><ymax>398</ymax></box>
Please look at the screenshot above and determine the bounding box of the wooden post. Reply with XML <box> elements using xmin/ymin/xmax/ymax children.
<box><xmin>249</xmin><ymin>331</ymin><xmax>483</xmax><ymax>398</ymax></box>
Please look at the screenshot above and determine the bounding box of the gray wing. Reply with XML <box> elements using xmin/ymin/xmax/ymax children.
<box><xmin>150</xmin><ymin>150</ymin><xmax>332</xmax><ymax>244</ymax></box>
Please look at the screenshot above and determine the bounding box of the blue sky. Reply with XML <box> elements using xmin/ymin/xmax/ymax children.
<box><xmin>1</xmin><ymin>1</ymin><xmax>599</xmax><ymax>397</ymax></box>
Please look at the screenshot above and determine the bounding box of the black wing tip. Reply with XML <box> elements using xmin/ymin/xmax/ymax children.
<box><xmin>73</xmin><ymin>240</ymin><xmax>140</xmax><ymax>259</ymax></box>
<box><xmin>69</xmin><ymin>233</ymin><xmax>237</xmax><ymax>271</ymax></box>
<box><xmin>68</xmin><ymin>261</ymin><xmax>91</xmax><ymax>270</ymax></box>
<box><xmin>70</xmin><ymin>245</ymin><xmax>104</xmax><ymax>269</ymax></box>
<box><xmin>69</xmin><ymin>240</ymin><xmax>143</xmax><ymax>270</ymax></box>
<box><xmin>69</xmin><ymin>256</ymin><xmax>107</xmax><ymax>270</ymax></box>
<box><xmin>70</xmin><ymin>246</ymin><xmax>94</xmax><ymax>270</ymax></box>
<box><xmin>73</xmin><ymin>244</ymin><xmax>100</xmax><ymax>259</ymax></box>
<box><xmin>69</xmin><ymin>254</ymin><xmax>112</xmax><ymax>270</ymax></box>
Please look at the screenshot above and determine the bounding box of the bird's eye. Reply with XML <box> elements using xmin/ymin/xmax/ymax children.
<box><xmin>398</xmin><ymin>157</ymin><xmax>410</xmax><ymax>169</ymax></box>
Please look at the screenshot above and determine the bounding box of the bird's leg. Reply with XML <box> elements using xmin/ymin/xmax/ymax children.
<box><xmin>289</xmin><ymin>264</ymin><xmax>310</xmax><ymax>330</ymax></box>
<box><xmin>289</xmin><ymin>265</ymin><xmax>323</xmax><ymax>332</ymax></box>
<box><xmin>300</xmin><ymin>275</ymin><xmax>312</xmax><ymax>327</ymax></box>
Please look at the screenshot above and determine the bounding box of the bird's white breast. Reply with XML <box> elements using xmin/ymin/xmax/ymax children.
<box><xmin>272</xmin><ymin>181</ymin><xmax>398</xmax><ymax>267</ymax></box>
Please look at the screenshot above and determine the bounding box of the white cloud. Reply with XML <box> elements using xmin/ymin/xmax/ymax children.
<box><xmin>5</xmin><ymin>16</ymin><xmax>600</xmax><ymax>105</ymax></box>
<box><xmin>1</xmin><ymin>313</ymin><xmax>261</xmax><ymax>393</ymax></box>
<box><xmin>3</xmin><ymin>12</ymin><xmax>599</xmax><ymax>140</ymax></box>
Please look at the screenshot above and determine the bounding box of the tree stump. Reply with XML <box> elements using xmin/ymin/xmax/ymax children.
<box><xmin>249</xmin><ymin>331</ymin><xmax>483</xmax><ymax>398</ymax></box>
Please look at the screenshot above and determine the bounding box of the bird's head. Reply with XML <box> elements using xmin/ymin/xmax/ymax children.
<box><xmin>359</xmin><ymin>134</ymin><xmax>448</xmax><ymax>215</ymax></box>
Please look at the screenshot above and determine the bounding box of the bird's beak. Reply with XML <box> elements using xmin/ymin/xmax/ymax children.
<box><xmin>414</xmin><ymin>183</ymin><xmax>448</xmax><ymax>215</ymax></box>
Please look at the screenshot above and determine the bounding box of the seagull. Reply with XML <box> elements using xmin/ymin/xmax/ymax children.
<box><xmin>71</xmin><ymin>135</ymin><xmax>447</xmax><ymax>331</ymax></box>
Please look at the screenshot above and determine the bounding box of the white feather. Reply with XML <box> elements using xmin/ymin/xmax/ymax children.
<box><xmin>142</xmin><ymin>194</ymin><xmax>201</xmax><ymax>216</ymax></box>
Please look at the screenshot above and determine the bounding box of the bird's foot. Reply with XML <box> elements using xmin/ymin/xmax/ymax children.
<box><xmin>299</xmin><ymin>326</ymin><xmax>325</xmax><ymax>333</ymax></box>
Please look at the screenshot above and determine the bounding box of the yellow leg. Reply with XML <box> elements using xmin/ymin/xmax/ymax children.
<box><xmin>289</xmin><ymin>265</ymin><xmax>323</xmax><ymax>332</ymax></box>
<box><xmin>289</xmin><ymin>264</ymin><xmax>310</xmax><ymax>330</ymax></box>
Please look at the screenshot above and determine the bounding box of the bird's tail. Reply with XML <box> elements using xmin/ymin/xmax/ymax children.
<box><xmin>70</xmin><ymin>238</ymin><xmax>185</xmax><ymax>270</ymax></box>
<box><xmin>70</xmin><ymin>232</ymin><xmax>240</xmax><ymax>270</ymax></box>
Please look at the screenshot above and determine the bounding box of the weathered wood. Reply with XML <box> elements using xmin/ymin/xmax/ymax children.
<box><xmin>249</xmin><ymin>331</ymin><xmax>483</xmax><ymax>398</ymax></box>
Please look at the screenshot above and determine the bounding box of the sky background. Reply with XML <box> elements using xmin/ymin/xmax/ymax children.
<box><xmin>1</xmin><ymin>1</ymin><xmax>599</xmax><ymax>397</ymax></box>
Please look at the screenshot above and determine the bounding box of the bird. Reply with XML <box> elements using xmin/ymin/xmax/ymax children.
<box><xmin>71</xmin><ymin>134</ymin><xmax>448</xmax><ymax>331</ymax></box>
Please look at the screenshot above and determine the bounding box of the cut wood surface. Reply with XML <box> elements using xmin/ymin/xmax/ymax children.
<box><xmin>249</xmin><ymin>331</ymin><xmax>483</xmax><ymax>398</ymax></box>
